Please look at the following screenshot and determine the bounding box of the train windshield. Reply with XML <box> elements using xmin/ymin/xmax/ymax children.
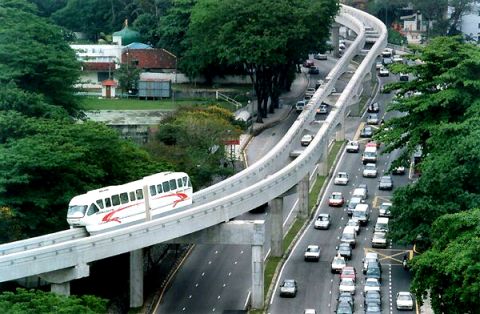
<box><xmin>67</xmin><ymin>205</ymin><xmax>88</xmax><ymax>218</ymax></box>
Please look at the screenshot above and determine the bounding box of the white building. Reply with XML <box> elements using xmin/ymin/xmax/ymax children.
<box><xmin>453</xmin><ymin>2</ymin><xmax>480</xmax><ymax>42</ymax></box>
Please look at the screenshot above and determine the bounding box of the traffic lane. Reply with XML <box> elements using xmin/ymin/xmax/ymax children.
<box><xmin>158</xmin><ymin>244</ymin><xmax>251</xmax><ymax>313</ymax></box>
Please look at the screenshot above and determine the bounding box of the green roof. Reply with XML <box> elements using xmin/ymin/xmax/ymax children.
<box><xmin>113</xmin><ymin>25</ymin><xmax>141</xmax><ymax>46</ymax></box>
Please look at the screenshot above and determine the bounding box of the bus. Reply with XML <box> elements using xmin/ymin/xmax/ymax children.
<box><xmin>66</xmin><ymin>172</ymin><xmax>193</xmax><ymax>233</ymax></box>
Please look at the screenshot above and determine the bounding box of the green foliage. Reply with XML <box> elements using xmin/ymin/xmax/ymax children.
<box><xmin>0</xmin><ymin>288</ymin><xmax>108</xmax><ymax>313</ymax></box>
<box><xmin>114</xmin><ymin>60</ymin><xmax>142</xmax><ymax>95</ymax></box>
<box><xmin>388</xmin><ymin>28</ymin><xmax>406</xmax><ymax>45</ymax></box>
<box><xmin>0</xmin><ymin>0</ymin><xmax>81</xmax><ymax>115</ymax></box>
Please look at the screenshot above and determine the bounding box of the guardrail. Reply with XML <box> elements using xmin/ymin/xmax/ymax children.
<box><xmin>0</xmin><ymin>4</ymin><xmax>387</xmax><ymax>282</ymax></box>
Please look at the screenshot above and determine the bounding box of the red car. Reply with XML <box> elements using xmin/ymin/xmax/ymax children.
<box><xmin>328</xmin><ymin>192</ymin><xmax>345</xmax><ymax>207</ymax></box>
<box><xmin>341</xmin><ymin>266</ymin><xmax>356</xmax><ymax>282</ymax></box>
<box><xmin>303</xmin><ymin>59</ymin><xmax>314</xmax><ymax>68</ymax></box>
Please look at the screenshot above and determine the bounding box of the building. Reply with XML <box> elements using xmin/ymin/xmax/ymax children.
<box><xmin>452</xmin><ymin>2</ymin><xmax>480</xmax><ymax>42</ymax></box>
<box><xmin>399</xmin><ymin>6</ymin><xmax>428</xmax><ymax>44</ymax></box>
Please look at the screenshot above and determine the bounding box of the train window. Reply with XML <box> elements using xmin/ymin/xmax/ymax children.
<box><xmin>120</xmin><ymin>192</ymin><xmax>129</xmax><ymax>204</ymax></box>
<box><xmin>162</xmin><ymin>181</ymin><xmax>170</xmax><ymax>192</ymax></box>
<box><xmin>157</xmin><ymin>184</ymin><xmax>163</xmax><ymax>193</ymax></box>
<box><xmin>136</xmin><ymin>189</ymin><xmax>144</xmax><ymax>200</ymax></box>
<box><xmin>177</xmin><ymin>178</ymin><xmax>183</xmax><ymax>188</ymax></box>
<box><xmin>169</xmin><ymin>179</ymin><xmax>177</xmax><ymax>190</ymax></box>
<box><xmin>112</xmin><ymin>195</ymin><xmax>120</xmax><ymax>206</ymax></box>
<box><xmin>150</xmin><ymin>185</ymin><xmax>157</xmax><ymax>196</ymax></box>
<box><xmin>87</xmin><ymin>203</ymin><xmax>100</xmax><ymax>216</ymax></box>
<box><xmin>183</xmin><ymin>176</ymin><xmax>188</xmax><ymax>186</ymax></box>
<box><xmin>105</xmin><ymin>198</ymin><xmax>112</xmax><ymax>208</ymax></box>
<box><xmin>129</xmin><ymin>191</ymin><xmax>136</xmax><ymax>201</ymax></box>
<box><xmin>96</xmin><ymin>199</ymin><xmax>104</xmax><ymax>209</ymax></box>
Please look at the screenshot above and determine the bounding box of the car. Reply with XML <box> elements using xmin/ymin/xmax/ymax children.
<box><xmin>339</xmin><ymin>42</ymin><xmax>346</xmax><ymax>50</ymax></box>
<box><xmin>364</xmin><ymin>278</ymin><xmax>381</xmax><ymax>293</ymax></box>
<box><xmin>330</xmin><ymin>87</ymin><xmax>337</xmax><ymax>94</ymax></box>
<box><xmin>363</xmin><ymin>252</ymin><xmax>379</xmax><ymax>274</ymax></box>
<box><xmin>316</xmin><ymin>103</ymin><xmax>328</xmax><ymax>114</ymax></box>
<box><xmin>295</xmin><ymin>100</ymin><xmax>306</xmax><ymax>112</ymax></box>
<box><xmin>303</xmin><ymin>59</ymin><xmax>314</xmax><ymax>68</ymax></box>
<box><xmin>378</xmin><ymin>175</ymin><xmax>393</xmax><ymax>190</ymax></box>
<box><xmin>305</xmin><ymin>87</ymin><xmax>316</xmax><ymax>97</ymax></box>
<box><xmin>336</xmin><ymin>301</ymin><xmax>353</xmax><ymax>314</ymax></box>
<box><xmin>279</xmin><ymin>279</ymin><xmax>297</xmax><ymax>297</ymax></box>
<box><xmin>381</xmin><ymin>48</ymin><xmax>393</xmax><ymax>57</ymax></box>
<box><xmin>346</xmin><ymin>140</ymin><xmax>360</xmax><ymax>153</ymax></box>
<box><xmin>331</xmin><ymin>255</ymin><xmax>346</xmax><ymax>273</ymax></box>
<box><xmin>334</xmin><ymin>172</ymin><xmax>349</xmax><ymax>185</ymax></box>
<box><xmin>308</xmin><ymin>66</ymin><xmax>320</xmax><ymax>74</ymax></box>
<box><xmin>379</xmin><ymin>67</ymin><xmax>390</xmax><ymax>77</ymax></box>
<box><xmin>338</xmin><ymin>292</ymin><xmax>354</xmax><ymax>309</ymax></box>
<box><xmin>371</xmin><ymin>232</ymin><xmax>388</xmax><ymax>248</ymax></box>
<box><xmin>358</xmin><ymin>183</ymin><xmax>369</xmax><ymax>195</ymax></box>
<box><xmin>366</xmin><ymin>140</ymin><xmax>381</xmax><ymax>149</ymax></box>
<box><xmin>392</xmin><ymin>165</ymin><xmax>406</xmax><ymax>175</ymax></box>
<box><xmin>375</xmin><ymin>61</ymin><xmax>383</xmax><ymax>70</ymax></box>
<box><xmin>340</xmin><ymin>266</ymin><xmax>356</xmax><ymax>282</ymax></box>
<box><xmin>393</xmin><ymin>54</ymin><xmax>403</xmax><ymax>63</ymax></box>
<box><xmin>314</xmin><ymin>213</ymin><xmax>331</xmax><ymax>229</ymax></box>
<box><xmin>382</xmin><ymin>57</ymin><xmax>393</xmax><ymax>65</ymax></box>
<box><xmin>339</xmin><ymin>278</ymin><xmax>355</xmax><ymax>295</ymax></box>
<box><xmin>360</xmin><ymin>126</ymin><xmax>373</xmax><ymax>138</ymax></box>
<box><xmin>336</xmin><ymin>242</ymin><xmax>352</xmax><ymax>260</ymax></box>
<box><xmin>379</xmin><ymin>202</ymin><xmax>392</xmax><ymax>217</ymax></box>
<box><xmin>363</xmin><ymin>163</ymin><xmax>378</xmax><ymax>178</ymax></box>
<box><xmin>314</xmin><ymin>53</ymin><xmax>328</xmax><ymax>60</ymax></box>
<box><xmin>399</xmin><ymin>73</ymin><xmax>409</xmax><ymax>81</ymax></box>
<box><xmin>365</xmin><ymin>302</ymin><xmax>382</xmax><ymax>314</ymax></box>
<box><xmin>304</xmin><ymin>245</ymin><xmax>320</xmax><ymax>261</ymax></box>
<box><xmin>315</xmin><ymin>79</ymin><xmax>324</xmax><ymax>89</ymax></box>
<box><xmin>364</xmin><ymin>290</ymin><xmax>381</xmax><ymax>306</ymax></box>
<box><xmin>365</xmin><ymin>261</ymin><xmax>382</xmax><ymax>281</ymax></box>
<box><xmin>396</xmin><ymin>291</ymin><xmax>414</xmax><ymax>310</ymax></box>
<box><xmin>367</xmin><ymin>113</ymin><xmax>380</xmax><ymax>125</ymax></box>
<box><xmin>346</xmin><ymin>196</ymin><xmax>363</xmax><ymax>216</ymax></box>
<box><xmin>328</xmin><ymin>192</ymin><xmax>345</xmax><ymax>206</ymax></box>
<box><xmin>304</xmin><ymin>309</ymin><xmax>316</xmax><ymax>314</ymax></box>
<box><xmin>303</xmin><ymin>94</ymin><xmax>312</xmax><ymax>102</ymax></box>
<box><xmin>301</xmin><ymin>134</ymin><xmax>314</xmax><ymax>146</ymax></box>
<box><xmin>346</xmin><ymin>218</ymin><xmax>360</xmax><ymax>235</ymax></box>
<box><xmin>367</xmin><ymin>102</ymin><xmax>379</xmax><ymax>113</ymax></box>
<box><xmin>352</xmin><ymin>187</ymin><xmax>367</xmax><ymax>201</ymax></box>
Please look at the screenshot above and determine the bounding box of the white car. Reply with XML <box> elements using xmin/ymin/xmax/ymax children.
<box><xmin>305</xmin><ymin>87</ymin><xmax>316</xmax><ymax>97</ymax></box>
<box><xmin>363</xmin><ymin>163</ymin><xmax>378</xmax><ymax>178</ymax></box>
<box><xmin>363</xmin><ymin>252</ymin><xmax>379</xmax><ymax>274</ymax></box>
<box><xmin>346</xmin><ymin>140</ymin><xmax>359</xmax><ymax>153</ymax></box>
<box><xmin>376</xmin><ymin>61</ymin><xmax>383</xmax><ymax>70</ymax></box>
<box><xmin>367</xmin><ymin>113</ymin><xmax>380</xmax><ymax>125</ymax></box>
<box><xmin>346</xmin><ymin>219</ymin><xmax>360</xmax><ymax>235</ymax></box>
<box><xmin>364</xmin><ymin>278</ymin><xmax>381</xmax><ymax>293</ymax></box>
<box><xmin>301</xmin><ymin>134</ymin><xmax>314</xmax><ymax>146</ymax></box>
<box><xmin>396</xmin><ymin>291</ymin><xmax>414</xmax><ymax>310</ymax></box>
<box><xmin>392</xmin><ymin>54</ymin><xmax>403</xmax><ymax>63</ymax></box>
<box><xmin>314</xmin><ymin>213</ymin><xmax>331</xmax><ymax>229</ymax></box>
<box><xmin>304</xmin><ymin>245</ymin><xmax>321</xmax><ymax>261</ymax></box>
<box><xmin>379</xmin><ymin>202</ymin><xmax>392</xmax><ymax>217</ymax></box>
<box><xmin>339</xmin><ymin>278</ymin><xmax>356</xmax><ymax>295</ymax></box>
<box><xmin>331</xmin><ymin>255</ymin><xmax>346</xmax><ymax>273</ymax></box>
<box><xmin>334</xmin><ymin>172</ymin><xmax>349</xmax><ymax>185</ymax></box>
<box><xmin>304</xmin><ymin>309</ymin><xmax>316</xmax><ymax>314</ymax></box>
<box><xmin>379</xmin><ymin>67</ymin><xmax>390</xmax><ymax>77</ymax></box>
<box><xmin>372</xmin><ymin>232</ymin><xmax>387</xmax><ymax>248</ymax></box>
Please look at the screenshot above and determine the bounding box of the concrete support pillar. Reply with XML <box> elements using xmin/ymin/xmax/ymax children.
<box><xmin>51</xmin><ymin>282</ymin><xmax>70</xmax><ymax>296</ymax></box>
<box><xmin>318</xmin><ymin>143</ymin><xmax>329</xmax><ymax>176</ymax></box>
<box><xmin>130</xmin><ymin>249</ymin><xmax>144</xmax><ymax>308</ymax></box>
<box><xmin>251</xmin><ymin>244</ymin><xmax>264</xmax><ymax>309</ymax></box>
<box><xmin>297</xmin><ymin>174</ymin><xmax>310</xmax><ymax>219</ymax></box>
<box><xmin>332</xmin><ymin>23</ymin><xmax>340</xmax><ymax>58</ymax></box>
<box><xmin>271</xmin><ymin>197</ymin><xmax>284</xmax><ymax>257</ymax></box>
<box><xmin>336</xmin><ymin>116</ymin><xmax>345</xmax><ymax>142</ymax></box>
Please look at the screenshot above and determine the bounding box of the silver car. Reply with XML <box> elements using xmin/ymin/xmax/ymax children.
<box><xmin>367</xmin><ymin>113</ymin><xmax>380</xmax><ymax>125</ymax></box>
<box><xmin>279</xmin><ymin>279</ymin><xmax>297</xmax><ymax>297</ymax></box>
<box><xmin>363</xmin><ymin>163</ymin><xmax>378</xmax><ymax>178</ymax></box>
<box><xmin>304</xmin><ymin>245</ymin><xmax>321</xmax><ymax>261</ymax></box>
<box><xmin>314</xmin><ymin>213</ymin><xmax>331</xmax><ymax>229</ymax></box>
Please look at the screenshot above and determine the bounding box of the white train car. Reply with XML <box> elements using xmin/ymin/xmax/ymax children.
<box><xmin>67</xmin><ymin>172</ymin><xmax>192</xmax><ymax>233</ymax></box>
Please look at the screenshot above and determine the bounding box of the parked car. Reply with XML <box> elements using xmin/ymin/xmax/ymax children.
<box><xmin>304</xmin><ymin>245</ymin><xmax>321</xmax><ymax>261</ymax></box>
<box><xmin>331</xmin><ymin>255</ymin><xmax>346</xmax><ymax>273</ymax></box>
<box><xmin>392</xmin><ymin>54</ymin><xmax>403</xmax><ymax>63</ymax></box>
<box><xmin>303</xmin><ymin>59</ymin><xmax>314</xmax><ymax>67</ymax></box>
<box><xmin>317</xmin><ymin>103</ymin><xmax>328</xmax><ymax>114</ymax></box>
<box><xmin>314</xmin><ymin>213</ymin><xmax>331</xmax><ymax>229</ymax></box>
<box><xmin>379</xmin><ymin>202</ymin><xmax>392</xmax><ymax>217</ymax></box>
<box><xmin>301</xmin><ymin>134</ymin><xmax>314</xmax><ymax>146</ymax></box>
<box><xmin>364</xmin><ymin>290</ymin><xmax>381</xmax><ymax>306</ymax></box>
<box><xmin>339</xmin><ymin>278</ymin><xmax>355</xmax><ymax>295</ymax></box>
<box><xmin>279</xmin><ymin>279</ymin><xmax>297</xmax><ymax>297</ymax></box>
<box><xmin>399</xmin><ymin>73</ymin><xmax>409</xmax><ymax>81</ymax></box>
<box><xmin>308</xmin><ymin>66</ymin><xmax>320</xmax><ymax>74</ymax></box>
<box><xmin>378</xmin><ymin>175</ymin><xmax>393</xmax><ymax>190</ymax></box>
<box><xmin>367</xmin><ymin>113</ymin><xmax>380</xmax><ymax>125</ymax></box>
<box><xmin>364</xmin><ymin>278</ymin><xmax>381</xmax><ymax>293</ymax></box>
<box><xmin>328</xmin><ymin>192</ymin><xmax>345</xmax><ymax>206</ymax></box>
<box><xmin>379</xmin><ymin>67</ymin><xmax>390</xmax><ymax>77</ymax></box>
<box><xmin>367</xmin><ymin>102</ymin><xmax>379</xmax><ymax>113</ymax></box>
<box><xmin>314</xmin><ymin>53</ymin><xmax>328</xmax><ymax>60</ymax></box>
<box><xmin>360</xmin><ymin>126</ymin><xmax>374</xmax><ymax>138</ymax></box>
<box><xmin>392</xmin><ymin>165</ymin><xmax>406</xmax><ymax>175</ymax></box>
<box><xmin>396</xmin><ymin>291</ymin><xmax>414</xmax><ymax>310</ymax></box>
<box><xmin>382</xmin><ymin>57</ymin><xmax>393</xmax><ymax>65</ymax></box>
<box><xmin>334</xmin><ymin>172</ymin><xmax>349</xmax><ymax>185</ymax></box>
<box><xmin>346</xmin><ymin>140</ymin><xmax>360</xmax><ymax>152</ymax></box>
<box><xmin>363</xmin><ymin>163</ymin><xmax>378</xmax><ymax>178</ymax></box>
<box><xmin>336</xmin><ymin>242</ymin><xmax>352</xmax><ymax>260</ymax></box>
<box><xmin>340</xmin><ymin>266</ymin><xmax>356</xmax><ymax>282</ymax></box>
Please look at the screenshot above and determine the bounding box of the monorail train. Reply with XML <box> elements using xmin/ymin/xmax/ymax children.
<box><xmin>67</xmin><ymin>172</ymin><xmax>193</xmax><ymax>233</ymax></box>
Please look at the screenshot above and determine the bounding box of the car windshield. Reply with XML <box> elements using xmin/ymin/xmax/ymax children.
<box><xmin>374</xmin><ymin>233</ymin><xmax>386</xmax><ymax>240</ymax></box>
<box><xmin>318</xmin><ymin>215</ymin><xmax>328</xmax><ymax>221</ymax></box>
<box><xmin>341</xmin><ymin>279</ymin><xmax>354</xmax><ymax>286</ymax></box>
<box><xmin>283</xmin><ymin>281</ymin><xmax>295</xmax><ymax>287</ymax></box>
<box><xmin>366</xmin><ymin>280</ymin><xmax>379</xmax><ymax>287</ymax></box>
<box><xmin>307</xmin><ymin>247</ymin><xmax>319</xmax><ymax>252</ymax></box>
<box><xmin>398</xmin><ymin>294</ymin><xmax>412</xmax><ymax>301</ymax></box>
<box><xmin>342</xmin><ymin>269</ymin><xmax>354</xmax><ymax>275</ymax></box>
<box><xmin>67</xmin><ymin>205</ymin><xmax>87</xmax><ymax>218</ymax></box>
<box><xmin>334</xmin><ymin>258</ymin><xmax>346</xmax><ymax>265</ymax></box>
<box><xmin>365</xmin><ymin>164</ymin><xmax>376</xmax><ymax>170</ymax></box>
<box><xmin>332</xmin><ymin>194</ymin><xmax>342</xmax><ymax>199</ymax></box>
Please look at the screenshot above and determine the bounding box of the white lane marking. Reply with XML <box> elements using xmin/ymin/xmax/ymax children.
<box><xmin>195</xmin><ymin>283</ymin><xmax>199</xmax><ymax>287</ymax></box>
<box><xmin>234</xmin><ymin>261</ymin><xmax>238</xmax><ymax>265</ymax></box>
<box><xmin>182</xmin><ymin>307</ymin><xmax>186</xmax><ymax>311</ymax></box>
<box><xmin>240</xmin><ymin>250</ymin><xmax>244</xmax><ymax>254</ymax></box>
<box><xmin>212</xmin><ymin>308</ymin><xmax>216</xmax><ymax>312</ymax></box>
<box><xmin>201</xmin><ymin>272</ymin><xmax>205</xmax><ymax>276</ymax></box>
<box><xmin>223</xmin><ymin>283</ymin><xmax>226</xmax><ymax>287</ymax></box>
<box><xmin>217</xmin><ymin>295</ymin><xmax>221</xmax><ymax>299</ymax></box>
<box><xmin>188</xmin><ymin>295</ymin><xmax>192</xmax><ymax>299</ymax></box>
<box><xmin>208</xmin><ymin>261</ymin><xmax>212</xmax><ymax>264</ymax></box>
<box><xmin>215</xmin><ymin>250</ymin><xmax>218</xmax><ymax>254</ymax></box>
<box><xmin>228</xmin><ymin>272</ymin><xmax>232</xmax><ymax>276</ymax></box>
<box><xmin>244</xmin><ymin>291</ymin><xmax>251</xmax><ymax>309</ymax></box>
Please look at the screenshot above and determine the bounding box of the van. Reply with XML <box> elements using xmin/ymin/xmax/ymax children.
<box><xmin>375</xmin><ymin>217</ymin><xmax>389</xmax><ymax>233</ymax></box>
<box><xmin>346</xmin><ymin>196</ymin><xmax>363</xmax><ymax>216</ymax></box>
<box><xmin>341</xmin><ymin>226</ymin><xmax>357</xmax><ymax>248</ymax></box>
<box><xmin>352</xmin><ymin>203</ymin><xmax>370</xmax><ymax>225</ymax></box>
<box><xmin>352</xmin><ymin>187</ymin><xmax>367</xmax><ymax>201</ymax></box>
<box><xmin>295</xmin><ymin>100</ymin><xmax>306</xmax><ymax>112</ymax></box>
<box><xmin>362</xmin><ymin>146</ymin><xmax>377</xmax><ymax>164</ymax></box>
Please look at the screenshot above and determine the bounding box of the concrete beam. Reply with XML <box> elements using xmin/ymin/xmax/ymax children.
<box><xmin>297</xmin><ymin>174</ymin><xmax>310</xmax><ymax>219</ymax></box>
<box><xmin>251</xmin><ymin>244</ymin><xmax>264</xmax><ymax>309</ymax></box>
<box><xmin>317</xmin><ymin>144</ymin><xmax>329</xmax><ymax>176</ymax></box>
<box><xmin>51</xmin><ymin>282</ymin><xmax>70</xmax><ymax>296</ymax></box>
<box><xmin>40</xmin><ymin>264</ymin><xmax>89</xmax><ymax>284</ymax></box>
<box><xmin>166</xmin><ymin>220</ymin><xmax>265</xmax><ymax>246</ymax></box>
<box><xmin>270</xmin><ymin>197</ymin><xmax>283</xmax><ymax>257</ymax></box>
<box><xmin>130</xmin><ymin>249</ymin><xmax>143</xmax><ymax>308</ymax></box>
<box><xmin>332</xmin><ymin>23</ymin><xmax>340</xmax><ymax>58</ymax></box>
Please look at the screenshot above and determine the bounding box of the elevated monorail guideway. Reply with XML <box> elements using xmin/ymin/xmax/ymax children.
<box><xmin>0</xmin><ymin>4</ymin><xmax>387</xmax><ymax>291</ymax></box>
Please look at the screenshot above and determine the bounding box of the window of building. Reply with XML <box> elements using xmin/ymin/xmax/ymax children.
<box><xmin>97</xmin><ymin>72</ymin><xmax>109</xmax><ymax>82</ymax></box>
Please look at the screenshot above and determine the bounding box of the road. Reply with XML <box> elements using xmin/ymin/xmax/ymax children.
<box><xmin>268</xmin><ymin>64</ymin><xmax>415</xmax><ymax>314</ymax></box>
<box><xmin>157</xmin><ymin>55</ymin><xmax>347</xmax><ymax>313</ymax></box>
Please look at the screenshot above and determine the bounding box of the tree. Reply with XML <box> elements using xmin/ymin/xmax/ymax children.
<box><xmin>0</xmin><ymin>288</ymin><xmax>108</xmax><ymax>313</ymax></box>
<box><xmin>0</xmin><ymin>0</ymin><xmax>81</xmax><ymax>115</ymax></box>
<box><xmin>115</xmin><ymin>59</ymin><xmax>142</xmax><ymax>96</ymax></box>
<box><xmin>0</xmin><ymin>112</ymin><xmax>172</xmax><ymax>240</ymax></box>
<box><xmin>410</xmin><ymin>208</ymin><xmax>480</xmax><ymax>313</ymax></box>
